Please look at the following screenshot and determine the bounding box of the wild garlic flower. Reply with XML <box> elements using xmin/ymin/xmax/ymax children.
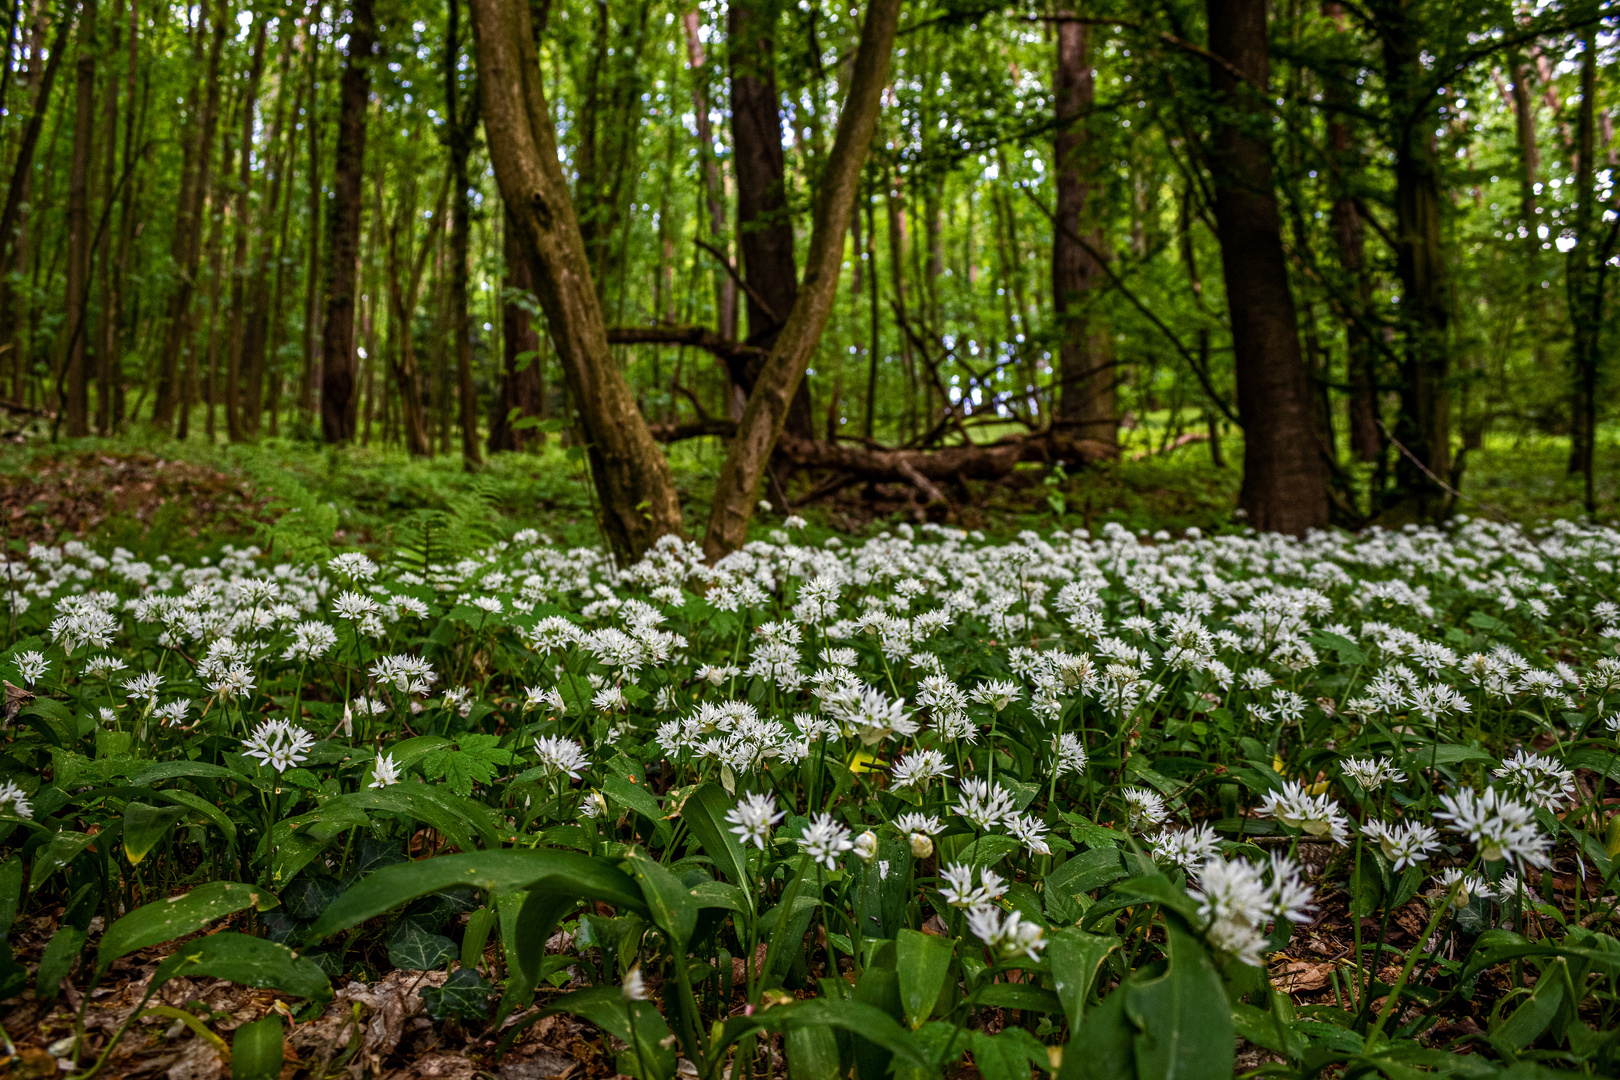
<box><xmin>122</xmin><ymin>671</ymin><xmax>165</xmax><ymax>706</ymax></box>
<box><xmin>621</xmin><ymin>965</ymin><xmax>650</xmax><ymax>1002</ymax></box>
<box><xmin>1361</xmin><ymin>819</ymin><xmax>1440</xmax><ymax>870</ymax></box>
<box><xmin>370</xmin><ymin>654</ymin><xmax>438</xmax><ymax>695</ymax></box>
<box><xmin>1052</xmin><ymin>732</ymin><xmax>1088</xmax><ymax>778</ymax></box>
<box><xmin>1122</xmin><ymin>786</ymin><xmax>1169</xmax><ymax>831</ymax></box>
<box><xmin>827</xmin><ymin>684</ymin><xmax>917</xmax><ymax>745</ymax></box>
<box><xmin>242</xmin><ymin>718</ymin><xmax>315</xmax><ymax>774</ymax></box>
<box><xmin>327</xmin><ymin>552</ymin><xmax>379</xmax><ymax>582</ymax></box>
<box><xmin>1257</xmin><ymin>780</ymin><xmax>1349</xmax><ymax>845</ymax></box>
<box><xmin>332</xmin><ymin>591</ymin><xmax>382</xmax><ymax>621</ymax></box>
<box><xmin>1491</xmin><ymin>750</ymin><xmax>1575</xmax><ymax>811</ymax></box>
<box><xmin>1005</xmin><ymin>812</ymin><xmax>1052</xmax><ymax>857</ymax></box>
<box><xmin>725</xmin><ymin>791</ymin><xmax>783</xmax><ymax>850</ymax></box>
<box><xmin>592</xmin><ymin>685</ymin><xmax>628</xmax><ymax>713</ymax></box>
<box><xmin>1431</xmin><ymin>867</ymin><xmax>1488</xmax><ymax>909</ymax></box>
<box><xmin>939</xmin><ymin>863</ymin><xmax>1006</xmax><ymax>908</ymax></box>
<box><xmin>891</xmin><ymin>748</ymin><xmax>952</xmax><ymax>789</ymax></box>
<box><xmin>532</xmin><ymin>735</ymin><xmax>590</xmax><ymax>782</ymax></box>
<box><xmin>1434</xmin><ymin>787</ymin><xmax>1549</xmax><ymax>867</ymax></box>
<box><xmin>970</xmin><ymin>679</ymin><xmax>1021</xmax><ymax>711</ymax></box>
<box><xmin>283</xmin><ymin>621</ymin><xmax>339</xmax><ymax>662</ymax></box>
<box><xmin>154</xmin><ymin>699</ymin><xmax>193</xmax><ymax>727</ymax></box>
<box><xmin>798</xmin><ymin>813</ymin><xmax>853</xmax><ymax>869</ymax></box>
<box><xmin>852</xmin><ymin>830</ymin><xmax>879</xmax><ymax>861</ymax></box>
<box><xmin>1191</xmin><ymin>854</ymin><xmax>1315</xmax><ymax>968</ymax></box>
<box><xmin>83</xmin><ymin>655</ymin><xmax>127</xmax><ymax>679</ymax></box>
<box><xmin>12</xmin><ymin>650</ymin><xmax>48</xmax><ymax>686</ymax></box>
<box><xmin>1147</xmin><ymin>823</ymin><xmax>1221</xmax><ymax>874</ymax></box>
<box><xmin>953</xmin><ymin>777</ymin><xmax>1018</xmax><ymax>830</ymax></box>
<box><xmin>1341</xmin><ymin>756</ymin><xmax>1406</xmax><ymax>792</ymax></box>
<box><xmin>0</xmin><ymin>779</ymin><xmax>32</xmax><ymax>819</ymax></box>
<box><xmin>369</xmin><ymin>752</ymin><xmax>402</xmax><ymax>788</ymax></box>
<box><xmin>965</xmin><ymin>905</ymin><xmax>1047</xmax><ymax>961</ymax></box>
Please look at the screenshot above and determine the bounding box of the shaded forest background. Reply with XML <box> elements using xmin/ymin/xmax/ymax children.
<box><xmin>0</xmin><ymin>0</ymin><xmax>1615</xmax><ymax>558</ymax></box>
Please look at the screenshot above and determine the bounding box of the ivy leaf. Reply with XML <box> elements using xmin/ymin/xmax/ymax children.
<box><xmin>388</xmin><ymin>920</ymin><xmax>457</xmax><ymax>971</ymax></box>
<box><xmin>420</xmin><ymin>967</ymin><xmax>496</xmax><ymax>1020</ymax></box>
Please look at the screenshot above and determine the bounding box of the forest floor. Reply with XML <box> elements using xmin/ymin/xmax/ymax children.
<box><xmin>0</xmin><ymin>425</ymin><xmax>1614</xmax><ymax>561</ymax></box>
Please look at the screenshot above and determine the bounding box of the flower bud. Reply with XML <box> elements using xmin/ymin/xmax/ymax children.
<box><xmin>852</xmin><ymin>830</ymin><xmax>878</xmax><ymax>861</ymax></box>
<box><xmin>909</xmin><ymin>832</ymin><xmax>934</xmax><ymax>859</ymax></box>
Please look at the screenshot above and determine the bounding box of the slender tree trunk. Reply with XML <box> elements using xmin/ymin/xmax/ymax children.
<box><xmin>702</xmin><ymin>0</ymin><xmax>902</xmax><ymax>558</ymax></box>
<box><xmin>154</xmin><ymin>0</ymin><xmax>227</xmax><ymax>430</ymax></box>
<box><xmin>1052</xmin><ymin>11</ymin><xmax>1114</xmax><ymax>445</ymax></box>
<box><xmin>382</xmin><ymin>172</ymin><xmax>443</xmax><ymax>457</ymax></box>
<box><xmin>60</xmin><ymin>0</ymin><xmax>95</xmax><ymax>436</ymax></box>
<box><xmin>680</xmin><ymin>8</ymin><xmax>736</xmax><ymax>347</ymax></box>
<box><xmin>1204</xmin><ymin>0</ymin><xmax>1328</xmax><ymax>534</ymax></box>
<box><xmin>240</xmin><ymin>25</ymin><xmax>297</xmax><ymax>437</ymax></box>
<box><xmin>489</xmin><ymin>203</ymin><xmax>546</xmax><ymax>452</ymax></box>
<box><xmin>446</xmin><ymin>0</ymin><xmax>481</xmax><ymax>468</ymax></box>
<box><xmin>1567</xmin><ymin>28</ymin><xmax>1598</xmax><ymax>516</ymax></box>
<box><xmin>223</xmin><ymin>15</ymin><xmax>266</xmax><ymax>441</ymax></box>
<box><xmin>470</xmin><ymin>0</ymin><xmax>683</xmax><ymax>562</ymax></box>
<box><xmin>299</xmin><ymin>5</ymin><xmax>322</xmax><ymax>422</ymax></box>
<box><xmin>319</xmin><ymin>0</ymin><xmax>373</xmax><ymax>443</ymax></box>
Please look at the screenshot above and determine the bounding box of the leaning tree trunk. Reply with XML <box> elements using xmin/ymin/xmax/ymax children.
<box><xmin>728</xmin><ymin>0</ymin><xmax>813</xmax><ymax>439</ymax></box>
<box><xmin>469</xmin><ymin>0</ymin><xmax>683</xmax><ymax>563</ymax></box>
<box><xmin>1051</xmin><ymin>11</ymin><xmax>1114</xmax><ymax>446</ymax></box>
<box><xmin>1205</xmin><ymin>0</ymin><xmax>1329</xmax><ymax>535</ymax></box>
<box><xmin>318</xmin><ymin>0</ymin><xmax>373</xmax><ymax>443</ymax></box>
<box><xmin>702</xmin><ymin>0</ymin><xmax>903</xmax><ymax>560</ymax></box>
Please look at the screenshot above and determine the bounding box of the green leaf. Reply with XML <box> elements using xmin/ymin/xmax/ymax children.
<box><xmin>388</xmin><ymin>920</ymin><xmax>457</xmax><ymax>971</ymax></box>
<box><xmin>0</xmin><ymin>856</ymin><xmax>23</xmax><ymax>936</ymax></box>
<box><xmin>128</xmin><ymin>761</ymin><xmax>254</xmax><ymax>788</ymax></box>
<box><xmin>1062</xmin><ymin>983</ymin><xmax>1136</xmax><ymax>1080</ymax></box>
<box><xmin>623</xmin><ymin>848</ymin><xmax>696</xmax><ymax>945</ymax></box>
<box><xmin>786</xmin><ymin>1025</ymin><xmax>841</xmax><ymax>1080</ymax></box>
<box><xmin>304</xmin><ymin>849</ymin><xmax>645</xmax><ymax>945</ymax></box>
<box><xmin>420</xmin><ymin>967</ymin><xmax>496</xmax><ymax>1020</ymax></box>
<box><xmin>123</xmin><ymin>801</ymin><xmax>187</xmax><ymax>865</ymax></box>
<box><xmin>1048</xmin><ymin>848</ymin><xmax>1127</xmax><ymax>898</ymax></box>
<box><xmin>968</xmin><ymin>1029</ymin><xmax>1051</xmax><ymax>1080</ymax></box>
<box><xmin>420</xmin><ymin>735</ymin><xmax>516</xmax><ymax>797</ymax></box>
<box><xmin>1492</xmin><ymin>957</ymin><xmax>1566</xmax><ymax>1050</ymax></box>
<box><xmin>150</xmin><ymin>789</ymin><xmax>238</xmax><ymax>848</ymax></box>
<box><xmin>339</xmin><ymin>783</ymin><xmax>498</xmax><ymax>851</ymax></box>
<box><xmin>35</xmin><ymin>924</ymin><xmax>84</xmax><ymax>1002</ymax></box>
<box><xmin>1123</xmin><ymin>918</ymin><xmax>1233</xmax><ymax>1080</ymax></box>
<box><xmin>977</xmin><ymin>982</ymin><xmax>1064</xmax><ymax>1014</ymax></box>
<box><xmin>896</xmin><ymin>929</ymin><xmax>954</xmax><ymax>1030</ymax></box>
<box><xmin>680</xmin><ymin>783</ymin><xmax>751</xmax><ymax>887</ymax></box>
<box><xmin>153</xmin><ymin>932</ymin><xmax>332</xmax><ymax>1002</ymax></box>
<box><xmin>1048</xmin><ymin>927</ymin><xmax>1120</xmax><ymax>1028</ymax></box>
<box><xmin>98</xmin><ymin>881</ymin><xmax>279</xmax><ymax>974</ymax></box>
<box><xmin>28</xmin><ymin>831</ymin><xmax>94</xmax><ymax>893</ymax></box>
<box><xmin>752</xmin><ymin>997</ymin><xmax>931</xmax><ymax>1071</ymax></box>
<box><xmin>231</xmin><ymin>1015</ymin><xmax>286</xmax><ymax>1080</ymax></box>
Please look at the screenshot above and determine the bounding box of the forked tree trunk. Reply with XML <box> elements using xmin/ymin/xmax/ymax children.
<box><xmin>469</xmin><ymin>0</ymin><xmax>683</xmax><ymax>563</ymax></box>
<box><xmin>1205</xmin><ymin>0</ymin><xmax>1328</xmax><ymax>535</ymax></box>
<box><xmin>1051</xmin><ymin>12</ymin><xmax>1114</xmax><ymax>446</ymax></box>
<box><xmin>701</xmin><ymin>0</ymin><xmax>902</xmax><ymax>559</ymax></box>
<box><xmin>319</xmin><ymin>0</ymin><xmax>374</xmax><ymax>443</ymax></box>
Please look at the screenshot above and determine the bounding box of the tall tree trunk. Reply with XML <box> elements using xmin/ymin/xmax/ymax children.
<box><xmin>1051</xmin><ymin>12</ymin><xmax>1114</xmax><ymax>446</ymax></box>
<box><xmin>1204</xmin><ymin>0</ymin><xmax>1328</xmax><ymax>535</ymax></box>
<box><xmin>488</xmin><ymin>203</ymin><xmax>546</xmax><ymax>452</ymax></box>
<box><xmin>1566</xmin><ymin>29</ymin><xmax>1598</xmax><ymax>516</ymax></box>
<box><xmin>446</xmin><ymin>0</ymin><xmax>481</xmax><ymax>468</ymax></box>
<box><xmin>240</xmin><ymin>24</ymin><xmax>298</xmax><ymax>437</ymax></box>
<box><xmin>681</xmin><ymin>8</ymin><xmax>736</xmax><ymax>345</ymax></box>
<box><xmin>702</xmin><ymin>0</ymin><xmax>902</xmax><ymax>559</ymax></box>
<box><xmin>299</xmin><ymin>5</ymin><xmax>323</xmax><ymax>422</ymax></box>
<box><xmin>470</xmin><ymin>0</ymin><xmax>682</xmax><ymax>563</ymax></box>
<box><xmin>60</xmin><ymin>0</ymin><xmax>95</xmax><ymax>437</ymax></box>
<box><xmin>1374</xmin><ymin>0</ymin><xmax>1451</xmax><ymax>516</ymax></box>
<box><xmin>93</xmin><ymin>0</ymin><xmax>125</xmax><ymax>435</ymax></box>
<box><xmin>380</xmin><ymin>172</ymin><xmax>438</xmax><ymax>457</ymax></box>
<box><xmin>224</xmin><ymin>15</ymin><xmax>266</xmax><ymax>442</ymax></box>
<box><xmin>319</xmin><ymin>0</ymin><xmax>373</xmax><ymax>443</ymax></box>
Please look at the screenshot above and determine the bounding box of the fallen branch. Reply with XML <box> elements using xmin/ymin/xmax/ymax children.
<box><xmin>606</xmin><ymin>325</ymin><xmax>764</xmax><ymax>367</ymax></box>
<box><xmin>646</xmin><ymin>417</ymin><xmax>738</xmax><ymax>442</ymax></box>
<box><xmin>773</xmin><ymin>430</ymin><xmax>1116</xmax><ymax>481</ymax></box>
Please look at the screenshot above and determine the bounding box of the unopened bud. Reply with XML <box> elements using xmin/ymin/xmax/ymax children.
<box><xmin>852</xmin><ymin>830</ymin><xmax>878</xmax><ymax>861</ymax></box>
<box><xmin>909</xmin><ymin>832</ymin><xmax>934</xmax><ymax>859</ymax></box>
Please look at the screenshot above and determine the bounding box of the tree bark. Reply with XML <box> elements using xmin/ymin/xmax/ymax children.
<box><xmin>1566</xmin><ymin>28</ymin><xmax>1598</xmax><ymax>516</ymax></box>
<box><xmin>1204</xmin><ymin>0</ymin><xmax>1328</xmax><ymax>535</ymax></box>
<box><xmin>153</xmin><ymin>0</ymin><xmax>227</xmax><ymax>429</ymax></box>
<box><xmin>224</xmin><ymin>14</ymin><xmax>266</xmax><ymax>442</ymax></box>
<box><xmin>469</xmin><ymin>0</ymin><xmax>683</xmax><ymax>563</ymax></box>
<box><xmin>446</xmin><ymin>0</ymin><xmax>482</xmax><ymax>468</ymax></box>
<box><xmin>60</xmin><ymin>0</ymin><xmax>94</xmax><ymax>437</ymax></box>
<box><xmin>701</xmin><ymin>0</ymin><xmax>903</xmax><ymax>560</ymax></box>
<box><xmin>488</xmin><ymin>204</ymin><xmax>547</xmax><ymax>452</ymax></box>
<box><xmin>1051</xmin><ymin>12</ymin><xmax>1114</xmax><ymax>446</ymax></box>
<box><xmin>299</xmin><ymin>4</ymin><xmax>322</xmax><ymax>421</ymax></box>
<box><xmin>681</xmin><ymin>8</ymin><xmax>736</xmax><ymax>344</ymax></box>
<box><xmin>319</xmin><ymin>0</ymin><xmax>374</xmax><ymax>443</ymax></box>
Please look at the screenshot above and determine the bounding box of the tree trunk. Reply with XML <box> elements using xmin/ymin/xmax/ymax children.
<box><xmin>60</xmin><ymin>0</ymin><xmax>94</xmax><ymax>437</ymax></box>
<box><xmin>446</xmin><ymin>0</ymin><xmax>481</xmax><ymax>468</ymax></box>
<box><xmin>1374</xmin><ymin>0</ymin><xmax>1451</xmax><ymax>517</ymax></box>
<box><xmin>488</xmin><ymin>203</ymin><xmax>547</xmax><ymax>452</ymax></box>
<box><xmin>1567</xmin><ymin>30</ymin><xmax>1598</xmax><ymax>516</ymax></box>
<box><xmin>153</xmin><ymin>0</ymin><xmax>227</xmax><ymax>429</ymax></box>
<box><xmin>319</xmin><ymin>0</ymin><xmax>373</xmax><ymax>443</ymax></box>
<box><xmin>701</xmin><ymin>0</ymin><xmax>902</xmax><ymax>559</ymax></box>
<box><xmin>224</xmin><ymin>15</ymin><xmax>266</xmax><ymax>441</ymax></box>
<box><xmin>680</xmin><ymin>8</ymin><xmax>736</xmax><ymax>344</ymax></box>
<box><xmin>1204</xmin><ymin>0</ymin><xmax>1328</xmax><ymax>535</ymax></box>
<box><xmin>299</xmin><ymin>4</ymin><xmax>323</xmax><ymax>422</ymax></box>
<box><xmin>1051</xmin><ymin>12</ymin><xmax>1114</xmax><ymax>446</ymax></box>
<box><xmin>469</xmin><ymin>0</ymin><xmax>683</xmax><ymax>563</ymax></box>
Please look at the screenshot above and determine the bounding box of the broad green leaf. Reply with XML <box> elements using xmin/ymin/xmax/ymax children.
<box><xmin>28</xmin><ymin>831</ymin><xmax>94</xmax><ymax>893</ymax></box>
<box><xmin>388</xmin><ymin>920</ymin><xmax>457</xmax><ymax>971</ymax></box>
<box><xmin>304</xmin><ymin>849</ymin><xmax>645</xmax><ymax>945</ymax></box>
<box><xmin>604</xmin><ymin>774</ymin><xmax>664</xmax><ymax>826</ymax></box>
<box><xmin>231</xmin><ymin>1015</ymin><xmax>285</xmax><ymax>1080</ymax></box>
<box><xmin>977</xmin><ymin>982</ymin><xmax>1064</xmax><ymax>1014</ymax></box>
<box><xmin>954</xmin><ymin>834</ymin><xmax>1020</xmax><ymax>868</ymax></box>
<box><xmin>623</xmin><ymin>848</ymin><xmax>696</xmax><ymax>945</ymax></box>
<box><xmin>1492</xmin><ymin>958</ymin><xmax>1566</xmax><ymax>1050</ymax></box>
<box><xmin>1047</xmin><ymin>848</ymin><xmax>1127</xmax><ymax>898</ymax></box>
<box><xmin>0</xmin><ymin>856</ymin><xmax>22</xmax><ymax>936</ymax></box>
<box><xmin>1048</xmin><ymin>927</ymin><xmax>1120</xmax><ymax>1027</ymax></box>
<box><xmin>750</xmin><ymin>997</ymin><xmax>931</xmax><ymax>1072</ymax></box>
<box><xmin>150</xmin><ymin>788</ymin><xmax>238</xmax><ymax>848</ymax></box>
<box><xmin>1062</xmin><ymin>983</ymin><xmax>1136</xmax><ymax>1080</ymax></box>
<box><xmin>98</xmin><ymin>881</ymin><xmax>279</xmax><ymax>973</ymax></box>
<box><xmin>420</xmin><ymin>967</ymin><xmax>496</xmax><ymax>1020</ymax></box>
<box><xmin>680</xmin><ymin>783</ymin><xmax>752</xmax><ymax>887</ymax></box>
<box><xmin>896</xmin><ymin>929</ymin><xmax>954</xmax><ymax>1029</ymax></box>
<box><xmin>35</xmin><ymin>924</ymin><xmax>84</xmax><ymax>1002</ymax></box>
<box><xmin>968</xmin><ymin>1029</ymin><xmax>1050</xmax><ymax>1080</ymax></box>
<box><xmin>1124</xmin><ymin>919</ymin><xmax>1233</xmax><ymax>1080</ymax></box>
<box><xmin>153</xmin><ymin>932</ymin><xmax>332</xmax><ymax>1002</ymax></box>
<box><xmin>123</xmin><ymin>801</ymin><xmax>187</xmax><ymax>865</ymax></box>
<box><xmin>128</xmin><ymin>761</ymin><xmax>254</xmax><ymax>788</ymax></box>
<box><xmin>786</xmin><ymin>1025</ymin><xmax>841</xmax><ymax>1080</ymax></box>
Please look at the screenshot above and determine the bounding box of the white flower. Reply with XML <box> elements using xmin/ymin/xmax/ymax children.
<box><xmin>892</xmin><ymin>748</ymin><xmax>952</xmax><ymax>789</ymax></box>
<box><xmin>953</xmin><ymin>778</ymin><xmax>1017</xmax><ymax>830</ymax></box>
<box><xmin>122</xmin><ymin>672</ymin><xmax>164</xmax><ymax>706</ymax></box>
<box><xmin>328</xmin><ymin>552</ymin><xmax>379</xmax><ymax>582</ymax></box>
<box><xmin>1147</xmin><ymin>823</ymin><xmax>1221</xmax><ymax>874</ymax></box>
<box><xmin>12</xmin><ymin>650</ymin><xmax>48</xmax><ymax>686</ymax></box>
<box><xmin>592</xmin><ymin>685</ymin><xmax>628</xmax><ymax>713</ymax></box>
<box><xmin>622</xmin><ymin>965</ymin><xmax>650</xmax><ymax>1002</ymax></box>
<box><xmin>725</xmin><ymin>791</ymin><xmax>784</xmax><ymax>850</ymax></box>
<box><xmin>0</xmin><ymin>779</ymin><xmax>32</xmax><ymax>819</ymax></box>
<box><xmin>939</xmin><ymin>863</ymin><xmax>1006</xmax><ymax>908</ymax></box>
<box><xmin>1122</xmin><ymin>787</ymin><xmax>1169</xmax><ymax>831</ymax></box>
<box><xmin>1257</xmin><ymin>780</ymin><xmax>1349</xmax><ymax>845</ymax></box>
<box><xmin>1341</xmin><ymin>756</ymin><xmax>1406</xmax><ymax>792</ymax></box>
<box><xmin>964</xmin><ymin>904</ymin><xmax>1047</xmax><ymax>961</ymax></box>
<box><xmin>1492</xmin><ymin>750</ymin><xmax>1575</xmax><ymax>811</ymax></box>
<box><xmin>1361</xmin><ymin>819</ymin><xmax>1440</xmax><ymax>870</ymax></box>
<box><xmin>370</xmin><ymin>752</ymin><xmax>402</xmax><ymax>788</ymax></box>
<box><xmin>1432</xmin><ymin>867</ymin><xmax>1487</xmax><ymax>909</ymax></box>
<box><xmin>1434</xmin><ymin>787</ymin><xmax>1549</xmax><ymax>867</ymax></box>
<box><xmin>242</xmin><ymin>718</ymin><xmax>314</xmax><ymax>775</ymax></box>
<box><xmin>852</xmin><ymin>830</ymin><xmax>879</xmax><ymax>861</ymax></box>
<box><xmin>1191</xmin><ymin>854</ymin><xmax>1315</xmax><ymax>968</ymax></box>
<box><xmin>798</xmin><ymin>813</ymin><xmax>853</xmax><ymax>869</ymax></box>
<box><xmin>1005</xmin><ymin>812</ymin><xmax>1051</xmax><ymax>857</ymax></box>
<box><xmin>533</xmin><ymin>735</ymin><xmax>590</xmax><ymax>782</ymax></box>
<box><xmin>970</xmin><ymin>679</ymin><xmax>1021</xmax><ymax>711</ymax></box>
<box><xmin>1052</xmin><ymin>732</ymin><xmax>1087</xmax><ymax>778</ymax></box>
